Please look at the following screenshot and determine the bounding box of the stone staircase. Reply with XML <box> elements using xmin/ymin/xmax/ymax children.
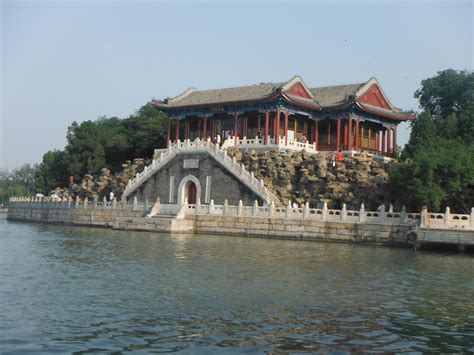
<box><xmin>122</xmin><ymin>138</ymin><xmax>281</xmax><ymax>205</ymax></box>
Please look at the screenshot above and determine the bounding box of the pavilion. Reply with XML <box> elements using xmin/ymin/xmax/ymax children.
<box><xmin>153</xmin><ymin>76</ymin><xmax>414</xmax><ymax>157</ymax></box>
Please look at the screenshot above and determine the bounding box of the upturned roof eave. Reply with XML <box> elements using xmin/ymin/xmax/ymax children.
<box><xmin>355</xmin><ymin>101</ymin><xmax>415</xmax><ymax>121</ymax></box>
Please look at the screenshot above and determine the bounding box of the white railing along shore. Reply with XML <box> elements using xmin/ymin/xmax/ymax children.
<box><xmin>8</xmin><ymin>196</ymin><xmax>474</xmax><ymax>230</ymax></box>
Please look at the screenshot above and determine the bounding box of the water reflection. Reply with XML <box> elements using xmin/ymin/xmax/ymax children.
<box><xmin>1</xmin><ymin>215</ymin><xmax>474</xmax><ymax>353</ymax></box>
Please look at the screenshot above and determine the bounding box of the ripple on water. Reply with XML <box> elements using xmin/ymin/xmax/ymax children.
<box><xmin>0</xmin><ymin>216</ymin><xmax>474</xmax><ymax>353</ymax></box>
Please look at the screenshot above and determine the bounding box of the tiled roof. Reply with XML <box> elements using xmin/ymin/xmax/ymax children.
<box><xmin>309</xmin><ymin>83</ymin><xmax>365</xmax><ymax>107</ymax></box>
<box><xmin>152</xmin><ymin>76</ymin><xmax>414</xmax><ymax>121</ymax></box>
<box><xmin>157</xmin><ymin>82</ymin><xmax>284</xmax><ymax>108</ymax></box>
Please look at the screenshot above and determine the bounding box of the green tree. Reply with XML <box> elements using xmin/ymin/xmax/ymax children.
<box><xmin>35</xmin><ymin>150</ymin><xmax>69</xmax><ymax>193</ymax></box>
<box><xmin>127</xmin><ymin>103</ymin><xmax>168</xmax><ymax>158</ymax></box>
<box><xmin>0</xmin><ymin>164</ymin><xmax>38</xmax><ymax>205</ymax></box>
<box><xmin>65</xmin><ymin>120</ymin><xmax>106</xmax><ymax>177</ymax></box>
<box><xmin>393</xmin><ymin>69</ymin><xmax>474</xmax><ymax>212</ymax></box>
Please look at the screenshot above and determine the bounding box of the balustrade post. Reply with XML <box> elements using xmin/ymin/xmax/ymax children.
<box><xmin>103</xmin><ymin>196</ymin><xmax>107</xmax><ymax>209</ymax></box>
<box><xmin>253</xmin><ymin>200</ymin><xmax>258</xmax><ymax>216</ymax></box>
<box><xmin>400</xmin><ymin>205</ymin><xmax>406</xmax><ymax>224</ymax></box>
<box><xmin>359</xmin><ymin>203</ymin><xmax>365</xmax><ymax>222</ymax></box>
<box><xmin>237</xmin><ymin>200</ymin><xmax>242</xmax><ymax>216</ymax></box>
<box><xmin>121</xmin><ymin>197</ymin><xmax>127</xmax><ymax>210</ymax></box>
<box><xmin>286</xmin><ymin>200</ymin><xmax>292</xmax><ymax>218</ymax></box>
<box><xmin>144</xmin><ymin>198</ymin><xmax>149</xmax><ymax>212</ymax></box>
<box><xmin>223</xmin><ymin>199</ymin><xmax>228</xmax><ymax>215</ymax></box>
<box><xmin>322</xmin><ymin>202</ymin><xmax>328</xmax><ymax>220</ymax></box>
<box><xmin>470</xmin><ymin>207</ymin><xmax>474</xmax><ymax>228</ymax></box>
<box><xmin>196</xmin><ymin>197</ymin><xmax>200</xmax><ymax>213</ymax></box>
<box><xmin>75</xmin><ymin>196</ymin><xmax>80</xmax><ymax>209</ymax></box>
<box><xmin>420</xmin><ymin>206</ymin><xmax>428</xmax><ymax>227</ymax></box>
<box><xmin>303</xmin><ymin>202</ymin><xmax>309</xmax><ymax>219</ymax></box>
<box><xmin>341</xmin><ymin>203</ymin><xmax>347</xmax><ymax>221</ymax></box>
<box><xmin>444</xmin><ymin>206</ymin><xmax>450</xmax><ymax>226</ymax></box>
<box><xmin>83</xmin><ymin>197</ymin><xmax>88</xmax><ymax>209</ymax></box>
<box><xmin>112</xmin><ymin>197</ymin><xmax>117</xmax><ymax>210</ymax></box>
<box><xmin>68</xmin><ymin>196</ymin><xmax>72</xmax><ymax>209</ymax></box>
<box><xmin>93</xmin><ymin>197</ymin><xmax>97</xmax><ymax>209</ymax></box>
<box><xmin>133</xmin><ymin>196</ymin><xmax>138</xmax><ymax>211</ymax></box>
<box><xmin>209</xmin><ymin>199</ymin><xmax>214</xmax><ymax>214</ymax></box>
<box><xmin>269</xmin><ymin>201</ymin><xmax>275</xmax><ymax>217</ymax></box>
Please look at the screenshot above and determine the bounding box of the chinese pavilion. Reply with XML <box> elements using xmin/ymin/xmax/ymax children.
<box><xmin>153</xmin><ymin>76</ymin><xmax>414</xmax><ymax>158</ymax></box>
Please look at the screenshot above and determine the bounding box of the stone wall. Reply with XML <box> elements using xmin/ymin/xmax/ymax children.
<box><xmin>128</xmin><ymin>153</ymin><xmax>266</xmax><ymax>206</ymax></box>
<box><xmin>186</xmin><ymin>214</ymin><xmax>414</xmax><ymax>246</ymax></box>
<box><xmin>7</xmin><ymin>201</ymin><xmax>143</xmax><ymax>227</ymax></box>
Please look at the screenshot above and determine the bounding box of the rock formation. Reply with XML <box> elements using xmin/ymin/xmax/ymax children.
<box><xmin>226</xmin><ymin>148</ymin><xmax>393</xmax><ymax>210</ymax></box>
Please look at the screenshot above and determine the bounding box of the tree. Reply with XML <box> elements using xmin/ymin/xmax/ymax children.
<box><xmin>401</xmin><ymin>111</ymin><xmax>437</xmax><ymax>159</ymax></box>
<box><xmin>392</xmin><ymin>69</ymin><xmax>474</xmax><ymax>212</ymax></box>
<box><xmin>65</xmin><ymin>120</ymin><xmax>106</xmax><ymax>177</ymax></box>
<box><xmin>127</xmin><ymin>103</ymin><xmax>168</xmax><ymax>158</ymax></box>
<box><xmin>414</xmin><ymin>69</ymin><xmax>474</xmax><ymax>140</ymax></box>
<box><xmin>35</xmin><ymin>150</ymin><xmax>69</xmax><ymax>193</ymax></box>
<box><xmin>0</xmin><ymin>164</ymin><xmax>38</xmax><ymax>205</ymax></box>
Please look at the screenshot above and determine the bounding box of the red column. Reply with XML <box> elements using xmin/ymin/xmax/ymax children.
<box><xmin>274</xmin><ymin>109</ymin><xmax>280</xmax><ymax>142</ymax></box>
<box><xmin>303</xmin><ymin>120</ymin><xmax>308</xmax><ymax>141</ymax></box>
<box><xmin>197</xmin><ymin>120</ymin><xmax>201</xmax><ymax>140</ymax></box>
<box><xmin>203</xmin><ymin>115</ymin><xmax>207</xmax><ymax>141</ymax></box>
<box><xmin>284</xmin><ymin>110</ymin><xmax>289</xmax><ymax>145</ymax></box>
<box><xmin>387</xmin><ymin>127</ymin><xmax>392</xmax><ymax>157</ymax></box>
<box><xmin>264</xmin><ymin>111</ymin><xmax>269</xmax><ymax>144</ymax></box>
<box><xmin>243</xmin><ymin>115</ymin><xmax>248</xmax><ymax>138</ymax></box>
<box><xmin>343</xmin><ymin>122</ymin><xmax>347</xmax><ymax>150</ymax></box>
<box><xmin>166</xmin><ymin>118</ymin><xmax>171</xmax><ymax>147</ymax></box>
<box><xmin>234</xmin><ymin>112</ymin><xmax>239</xmax><ymax>144</ymax></box>
<box><xmin>382</xmin><ymin>129</ymin><xmax>386</xmax><ymax>155</ymax></box>
<box><xmin>257</xmin><ymin>114</ymin><xmax>261</xmax><ymax>135</ymax></box>
<box><xmin>348</xmin><ymin>116</ymin><xmax>352</xmax><ymax>150</ymax></box>
<box><xmin>211</xmin><ymin>118</ymin><xmax>214</xmax><ymax>141</ymax></box>
<box><xmin>393</xmin><ymin>126</ymin><xmax>397</xmax><ymax>158</ymax></box>
<box><xmin>336</xmin><ymin>119</ymin><xmax>341</xmax><ymax>151</ymax></box>
<box><xmin>315</xmin><ymin>119</ymin><xmax>319</xmax><ymax>150</ymax></box>
<box><xmin>375</xmin><ymin>130</ymin><xmax>379</xmax><ymax>153</ymax></box>
<box><xmin>355</xmin><ymin>118</ymin><xmax>360</xmax><ymax>150</ymax></box>
<box><xmin>175</xmin><ymin>116</ymin><xmax>180</xmax><ymax>142</ymax></box>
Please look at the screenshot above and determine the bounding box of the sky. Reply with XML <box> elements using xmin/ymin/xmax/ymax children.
<box><xmin>1</xmin><ymin>0</ymin><xmax>473</xmax><ymax>170</ymax></box>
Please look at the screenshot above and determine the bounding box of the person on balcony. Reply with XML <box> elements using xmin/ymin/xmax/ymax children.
<box><xmin>337</xmin><ymin>150</ymin><xmax>343</xmax><ymax>161</ymax></box>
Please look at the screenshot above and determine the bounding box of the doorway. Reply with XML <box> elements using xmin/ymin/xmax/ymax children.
<box><xmin>187</xmin><ymin>182</ymin><xmax>197</xmax><ymax>204</ymax></box>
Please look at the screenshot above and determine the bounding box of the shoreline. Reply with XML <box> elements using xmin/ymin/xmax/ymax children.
<box><xmin>6</xmin><ymin>200</ymin><xmax>474</xmax><ymax>253</ymax></box>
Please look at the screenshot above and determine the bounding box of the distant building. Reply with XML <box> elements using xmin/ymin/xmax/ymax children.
<box><xmin>153</xmin><ymin>76</ymin><xmax>414</xmax><ymax>157</ymax></box>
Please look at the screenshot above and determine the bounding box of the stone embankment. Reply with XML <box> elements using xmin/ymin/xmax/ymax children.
<box><xmin>227</xmin><ymin>148</ymin><xmax>392</xmax><ymax>210</ymax></box>
<box><xmin>7</xmin><ymin>198</ymin><xmax>474</xmax><ymax>252</ymax></box>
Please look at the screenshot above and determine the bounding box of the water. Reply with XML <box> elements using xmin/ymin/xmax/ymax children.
<box><xmin>1</xmin><ymin>214</ymin><xmax>473</xmax><ymax>353</ymax></box>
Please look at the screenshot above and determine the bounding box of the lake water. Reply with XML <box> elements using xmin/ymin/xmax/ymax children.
<box><xmin>1</xmin><ymin>213</ymin><xmax>473</xmax><ymax>353</ymax></box>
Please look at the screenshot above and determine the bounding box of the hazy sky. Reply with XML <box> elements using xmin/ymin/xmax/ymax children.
<box><xmin>1</xmin><ymin>0</ymin><xmax>473</xmax><ymax>169</ymax></box>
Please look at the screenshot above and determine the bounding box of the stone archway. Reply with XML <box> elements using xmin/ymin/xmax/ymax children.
<box><xmin>177</xmin><ymin>175</ymin><xmax>201</xmax><ymax>205</ymax></box>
